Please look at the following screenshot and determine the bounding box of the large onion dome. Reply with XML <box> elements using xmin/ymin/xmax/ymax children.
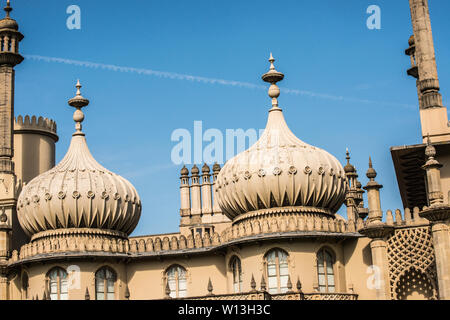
<box><xmin>216</xmin><ymin>55</ymin><xmax>346</xmax><ymax>222</ymax></box>
<box><xmin>17</xmin><ymin>81</ymin><xmax>142</xmax><ymax>240</ymax></box>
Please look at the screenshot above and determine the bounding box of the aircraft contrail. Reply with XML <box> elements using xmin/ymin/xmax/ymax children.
<box><xmin>25</xmin><ymin>54</ymin><xmax>415</xmax><ymax>109</ymax></box>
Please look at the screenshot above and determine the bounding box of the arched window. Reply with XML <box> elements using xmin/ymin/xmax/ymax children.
<box><xmin>230</xmin><ymin>256</ymin><xmax>242</xmax><ymax>293</ymax></box>
<box><xmin>317</xmin><ymin>248</ymin><xmax>335</xmax><ymax>293</ymax></box>
<box><xmin>166</xmin><ymin>265</ymin><xmax>187</xmax><ymax>298</ymax></box>
<box><xmin>265</xmin><ymin>249</ymin><xmax>289</xmax><ymax>294</ymax></box>
<box><xmin>46</xmin><ymin>267</ymin><xmax>68</xmax><ymax>300</ymax></box>
<box><xmin>95</xmin><ymin>267</ymin><xmax>117</xmax><ymax>300</ymax></box>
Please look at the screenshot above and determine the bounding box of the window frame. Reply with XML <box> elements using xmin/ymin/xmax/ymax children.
<box><xmin>165</xmin><ymin>264</ymin><xmax>187</xmax><ymax>298</ymax></box>
<box><xmin>264</xmin><ymin>248</ymin><xmax>289</xmax><ymax>294</ymax></box>
<box><xmin>229</xmin><ymin>256</ymin><xmax>243</xmax><ymax>293</ymax></box>
<box><xmin>316</xmin><ymin>247</ymin><xmax>336</xmax><ymax>293</ymax></box>
<box><xmin>95</xmin><ymin>266</ymin><xmax>117</xmax><ymax>300</ymax></box>
<box><xmin>46</xmin><ymin>267</ymin><xmax>68</xmax><ymax>300</ymax></box>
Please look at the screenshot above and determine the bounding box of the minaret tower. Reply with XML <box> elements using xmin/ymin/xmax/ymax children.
<box><xmin>406</xmin><ymin>0</ymin><xmax>450</xmax><ymax>143</ymax></box>
<box><xmin>0</xmin><ymin>0</ymin><xmax>23</xmax><ymax>263</ymax></box>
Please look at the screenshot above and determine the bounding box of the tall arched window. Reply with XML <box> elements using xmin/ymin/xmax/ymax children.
<box><xmin>265</xmin><ymin>249</ymin><xmax>289</xmax><ymax>294</ymax></box>
<box><xmin>166</xmin><ymin>265</ymin><xmax>187</xmax><ymax>298</ymax></box>
<box><xmin>46</xmin><ymin>267</ymin><xmax>68</xmax><ymax>300</ymax></box>
<box><xmin>230</xmin><ymin>256</ymin><xmax>242</xmax><ymax>293</ymax></box>
<box><xmin>95</xmin><ymin>267</ymin><xmax>117</xmax><ymax>300</ymax></box>
<box><xmin>317</xmin><ymin>248</ymin><xmax>335</xmax><ymax>293</ymax></box>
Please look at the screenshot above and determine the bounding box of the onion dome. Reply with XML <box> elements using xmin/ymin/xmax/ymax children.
<box><xmin>213</xmin><ymin>163</ymin><xmax>221</xmax><ymax>173</ymax></box>
<box><xmin>216</xmin><ymin>55</ymin><xmax>346</xmax><ymax>222</ymax></box>
<box><xmin>366</xmin><ymin>157</ymin><xmax>377</xmax><ymax>180</ymax></box>
<box><xmin>202</xmin><ymin>163</ymin><xmax>211</xmax><ymax>174</ymax></box>
<box><xmin>191</xmin><ymin>164</ymin><xmax>199</xmax><ymax>176</ymax></box>
<box><xmin>180</xmin><ymin>165</ymin><xmax>189</xmax><ymax>177</ymax></box>
<box><xmin>0</xmin><ymin>1</ymin><xmax>18</xmax><ymax>30</ymax></box>
<box><xmin>17</xmin><ymin>81</ymin><xmax>142</xmax><ymax>240</ymax></box>
<box><xmin>344</xmin><ymin>149</ymin><xmax>356</xmax><ymax>174</ymax></box>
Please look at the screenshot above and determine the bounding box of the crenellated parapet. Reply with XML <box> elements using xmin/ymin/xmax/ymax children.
<box><xmin>14</xmin><ymin>115</ymin><xmax>58</xmax><ymax>141</ymax></box>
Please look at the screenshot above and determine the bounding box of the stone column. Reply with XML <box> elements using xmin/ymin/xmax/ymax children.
<box><xmin>201</xmin><ymin>164</ymin><xmax>212</xmax><ymax>215</ymax></box>
<box><xmin>179</xmin><ymin>166</ymin><xmax>191</xmax><ymax>218</ymax></box>
<box><xmin>420</xmin><ymin>140</ymin><xmax>450</xmax><ymax>299</ymax></box>
<box><xmin>359</xmin><ymin>158</ymin><xmax>393</xmax><ymax>300</ymax></box>
<box><xmin>189</xmin><ymin>165</ymin><xmax>202</xmax><ymax>224</ymax></box>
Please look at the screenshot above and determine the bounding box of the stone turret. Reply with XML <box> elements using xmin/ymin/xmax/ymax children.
<box><xmin>407</xmin><ymin>0</ymin><xmax>450</xmax><ymax>143</ymax></box>
<box><xmin>13</xmin><ymin>115</ymin><xmax>58</xmax><ymax>185</ymax></box>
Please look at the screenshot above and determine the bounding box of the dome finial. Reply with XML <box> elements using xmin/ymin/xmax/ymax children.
<box><xmin>4</xmin><ymin>0</ymin><xmax>11</xmax><ymax>18</ymax></box>
<box><xmin>344</xmin><ymin>148</ymin><xmax>356</xmax><ymax>174</ymax></box>
<box><xmin>68</xmin><ymin>80</ymin><xmax>90</xmax><ymax>135</ymax></box>
<box><xmin>262</xmin><ymin>53</ymin><xmax>284</xmax><ymax>110</ymax></box>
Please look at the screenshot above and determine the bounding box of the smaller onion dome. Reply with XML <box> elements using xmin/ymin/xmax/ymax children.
<box><xmin>344</xmin><ymin>149</ymin><xmax>356</xmax><ymax>174</ymax></box>
<box><xmin>202</xmin><ymin>163</ymin><xmax>211</xmax><ymax>174</ymax></box>
<box><xmin>180</xmin><ymin>165</ymin><xmax>189</xmax><ymax>177</ymax></box>
<box><xmin>0</xmin><ymin>1</ymin><xmax>18</xmax><ymax>30</ymax></box>
<box><xmin>212</xmin><ymin>163</ymin><xmax>221</xmax><ymax>173</ymax></box>
<box><xmin>366</xmin><ymin>157</ymin><xmax>377</xmax><ymax>179</ymax></box>
<box><xmin>191</xmin><ymin>164</ymin><xmax>199</xmax><ymax>176</ymax></box>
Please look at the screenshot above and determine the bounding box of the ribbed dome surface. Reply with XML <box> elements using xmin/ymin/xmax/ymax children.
<box><xmin>17</xmin><ymin>134</ymin><xmax>141</xmax><ymax>236</ymax></box>
<box><xmin>216</xmin><ymin>107</ymin><xmax>346</xmax><ymax>221</ymax></box>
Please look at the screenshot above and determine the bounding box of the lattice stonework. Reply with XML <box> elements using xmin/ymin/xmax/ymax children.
<box><xmin>387</xmin><ymin>226</ymin><xmax>438</xmax><ymax>300</ymax></box>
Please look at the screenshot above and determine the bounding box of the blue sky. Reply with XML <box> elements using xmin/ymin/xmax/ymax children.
<box><xmin>11</xmin><ymin>0</ymin><xmax>450</xmax><ymax>235</ymax></box>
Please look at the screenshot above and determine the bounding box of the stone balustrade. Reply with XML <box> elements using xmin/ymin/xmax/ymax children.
<box><xmin>9</xmin><ymin>213</ymin><xmax>360</xmax><ymax>265</ymax></box>
<box><xmin>357</xmin><ymin>206</ymin><xmax>430</xmax><ymax>231</ymax></box>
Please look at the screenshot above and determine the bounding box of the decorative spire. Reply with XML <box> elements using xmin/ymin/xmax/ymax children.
<box><xmin>250</xmin><ymin>274</ymin><xmax>256</xmax><ymax>292</ymax></box>
<box><xmin>68</xmin><ymin>80</ymin><xmax>90</xmax><ymax>135</ymax></box>
<box><xmin>344</xmin><ymin>148</ymin><xmax>356</xmax><ymax>174</ymax></box>
<box><xmin>125</xmin><ymin>285</ymin><xmax>130</xmax><ymax>300</ymax></box>
<box><xmin>4</xmin><ymin>0</ymin><xmax>11</xmax><ymax>18</ymax></box>
<box><xmin>207</xmin><ymin>278</ymin><xmax>213</xmax><ymax>296</ymax></box>
<box><xmin>262</xmin><ymin>53</ymin><xmax>284</xmax><ymax>110</ymax></box>
<box><xmin>296</xmin><ymin>278</ymin><xmax>302</xmax><ymax>292</ymax></box>
<box><xmin>425</xmin><ymin>134</ymin><xmax>437</xmax><ymax>159</ymax></box>
<box><xmin>366</xmin><ymin>157</ymin><xmax>377</xmax><ymax>180</ymax></box>
<box><xmin>260</xmin><ymin>275</ymin><xmax>266</xmax><ymax>291</ymax></box>
<box><xmin>85</xmin><ymin>287</ymin><xmax>90</xmax><ymax>300</ymax></box>
<box><xmin>287</xmin><ymin>275</ymin><xmax>293</xmax><ymax>292</ymax></box>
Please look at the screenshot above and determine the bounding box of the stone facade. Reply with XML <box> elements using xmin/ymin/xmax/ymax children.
<box><xmin>0</xmin><ymin>0</ymin><xmax>449</xmax><ymax>301</ymax></box>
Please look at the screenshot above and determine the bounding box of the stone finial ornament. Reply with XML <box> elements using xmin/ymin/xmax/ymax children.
<box><xmin>250</xmin><ymin>274</ymin><xmax>256</xmax><ymax>292</ymax></box>
<box><xmin>125</xmin><ymin>285</ymin><xmax>130</xmax><ymax>300</ymax></box>
<box><xmin>260</xmin><ymin>275</ymin><xmax>266</xmax><ymax>291</ymax></box>
<box><xmin>262</xmin><ymin>53</ymin><xmax>284</xmax><ymax>109</ymax></box>
<box><xmin>344</xmin><ymin>148</ymin><xmax>356</xmax><ymax>174</ymax></box>
<box><xmin>68</xmin><ymin>80</ymin><xmax>90</xmax><ymax>135</ymax></box>
<box><xmin>85</xmin><ymin>287</ymin><xmax>90</xmax><ymax>300</ymax></box>
<box><xmin>207</xmin><ymin>278</ymin><xmax>213</xmax><ymax>295</ymax></box>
